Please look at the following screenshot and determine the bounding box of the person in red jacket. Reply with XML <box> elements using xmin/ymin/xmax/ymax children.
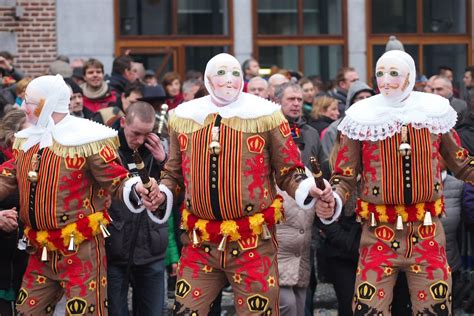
<box><xmin>80</xmin><ymin>58</ymin><xmax>117</xmax><ymax>113</ymax></box>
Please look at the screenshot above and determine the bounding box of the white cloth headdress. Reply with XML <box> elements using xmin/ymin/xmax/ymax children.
<box><xmin>16</xmin><ymin>75</ymin><xmax>71</xmax><ymax>151</ymax></box>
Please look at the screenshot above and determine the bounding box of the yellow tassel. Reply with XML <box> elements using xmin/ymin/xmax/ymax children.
<box><xmin>192</xmin><ymin>228</ymin><xmax>201</xmax><ymax>246</ymax></box>
<box><xmin>99</xmin><ymin>224</ymin><xmax>110</xmax><ymax>238</ymax></box>
<box><xmin>396</xmin><ymin>215</ymin><xmax>403</xmax><ymax>231</ymax></box>
<box><xmin>68</xmin><ymin>233</ymin><xmax>75</xmax><ymax>251</ymax></box>
<box><xmin>423</xmin><ymin>211</ymin><xmax>433</xmax><ymax>226</ymax></box>
<box><xmin>261</xmin><ymin>223</ymin><xmax>271</xmax><ymax>240</ymax></box>
<box><xmin>41</xmin><ymin>246</ymin><xmax>48</xmax><ymax>262</ymax></box>
<box><xmin>370</xmin><ymin>213</ymin><xmax>377</xmax><ymax>227</ymax></box>
<box><xmin>217</xmin><ymin>235</ymin><xmax>228</xmax><ymax>252</ymax></box>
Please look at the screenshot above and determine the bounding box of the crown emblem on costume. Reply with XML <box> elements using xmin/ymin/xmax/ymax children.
<box><xmin>418</xmin><ymin>223</ymin><xmax>436</xmax><ymax>239</ymax></box>
<box><xmin>357</xmin><ymin>282</ymin><xmax>376</xmax><ymax>301</ymax></box>
<box><xmin>99</xmin><ymin>145</ymin><xmax>117</xmax><ymax>163</ymax></box>
<box><xmin>237</xmin><ymin>235</ymin><xmax>258</xmax><ymax>251</ymax></box>
<box><xmin>279</xmin><ymin>122</ymin><xmax>291</xmax><ymax>137</ymax></box>
<box><xmin>178</xmin><ymin>133</ymin><xmax>188</xmax><ymax>151</ymax></box>
<box><xmin>247</xmin><ymin>294</ymin><xmax>269</xmax><ymax>312</ymax></box>
<box><xmin>66</xmin><ymin>297</ymin><xmax>87</xmax><ymax>315</ymax></box>
<box><xmin>175</xmin><ymin>280</ymin><xmax>191</xmax><ymax>298</ymax></box>
<box><xmin>430</xmin><ymin>281</ymin><xmax>448</xmax><ymax>300</ymax></box>
<box><xmin>247</xmin><ymin>135</ymin><xmax>265</xmax><ymax>154</ymax></box>
<box><xmin>65</xmin><ymin>155</ymin><xmax>86</xmax><ymax>170</ymax></box>
<box><xmin>16</xmin><ymin>288</ymin><xmax>28</xmax><ymax>306</ymax></box>
<box><xmin>375</xmin><ymin>226</ymin><xmax>395</xmax><ymax>242</ymax></box>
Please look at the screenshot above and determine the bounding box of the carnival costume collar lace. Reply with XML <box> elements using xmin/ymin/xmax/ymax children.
<box><xmin>338</xmin><ymin>50</ymin><xmax>457</xmax><ymax>142</ymax></box>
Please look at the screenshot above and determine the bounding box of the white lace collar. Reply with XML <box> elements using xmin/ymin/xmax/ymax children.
<box><xmin>337</xmin><ymin>91</ymin><xmax>457</xmax><ymax>141</ymax></box>
<box><xmin>174</xmin><ymin>93</ymin><xmax>281</xmax><ymax>124</ymax></box>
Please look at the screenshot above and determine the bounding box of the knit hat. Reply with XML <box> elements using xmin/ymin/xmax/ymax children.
<box><xmin>385</xmin><ymin>35</ymin><xmax>405</xmax><ymax>52</ymax></box>
<box><xmin>48</xmin><ymin>60</ymin><xmax>73</xmax><ymax>78</ymax></box>
<box><xmin>64</xmin><ymin>77</ymin><xmax>83</xmax><ymax>95</ymax></box>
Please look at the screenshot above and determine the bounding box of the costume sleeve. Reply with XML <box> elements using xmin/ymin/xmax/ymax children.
<box><xmin>268</xmin><ymin>123</ymin><xmax>306</xmax><ymax>199</ymax></box>
<box><xmin>0</xmin><ymin>158</ymin><xmax>18</xmax><ymax>201</ymax></box>
<box><xmin>330</xmin><ymin>135</ymin><xmax>362</xmax><ymax>205</ymax></box>
<box><xmin>160</xmin><ymin>128</ymin><xmax>185</xmax><ymax>199</ymax></box>
<box><xmin>439</xmin><ymin>129</ymin><xmax>474</xmax><ymax>184</ymax></box>
<box><xmin>86</xmin><ymin>151</ymin><xmax>130</xmax><ymax>201</ymax></box>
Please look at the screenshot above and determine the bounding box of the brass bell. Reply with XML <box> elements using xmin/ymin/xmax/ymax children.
<box><xmin>209</xmin><ymin>141</ymin><xmax>221</xmax><ymax>155</ymax></box>
<box><xmin>423</xmin><ymin>211</ymin><xmax>433</xmax><ymax>226</ymax></box>
<box><xmin>41</xmin><ymin>246</ymin><xmax>48</xmax><ymax>262</ymax></box>
<box><xmin>399</xmin><ymin>143</ymin><xmax>412</xmax><ymax>156</ymax></box>
<box><xmin>217</xmin><ymin>234</ymin><xmax>228</xmax><ymax>252</ymax></box>
<box><xmin>25</xmin><ymin>238</ymin><xmax>36</xmax><ymax>254</ymax></box>
<box><xmin>68</xmin><ymin>233</ymin><xmax>75</xmax><ymax>251</ymax></box>
<box><xmin>192</xmin><ymin>228</ymin><xmax>201</xmax><ymax>246</ymax></box>
<box><xmin>99</xmin><ymin>224</ymin><xmax>111</xmax><ymax>238</ymax></box>
<box><xmin>27</xmin><ymin>171</ymin><xmax>38</xmax><ymax>182</ymax></box>
<box><xmin>370</xmin><ymin>213</ymin><xmax>377</xmax><ymax>227</ymax></box>
<box><xmin>396</xmin><ymin>215</ymin><xmax>403</xmax><ymax>231</ymax></box>
<box><xmin>261</xmin><ymin>223</ymin><xmax>272</xmax><ymax>240</ymax></box>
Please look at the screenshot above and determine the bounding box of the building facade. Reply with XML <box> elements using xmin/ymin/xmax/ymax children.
<box><xmin>1</xmin><ymin>0</ymin><xmax>473</xmax><ymax>86</ymax></box>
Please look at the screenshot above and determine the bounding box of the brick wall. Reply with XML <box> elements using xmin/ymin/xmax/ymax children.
<box><xmin>0</xmin><ymin>0</ymin><xmax>57</xmax><ymax>77</ymax></box>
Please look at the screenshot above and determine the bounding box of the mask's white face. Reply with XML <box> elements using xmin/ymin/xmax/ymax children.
<box><xmin>208</xmin><ymin>65</ymin><xmax>242</xmax><ymax>104</ymax></box>
<box><xmin>22</xmin><ymin>94</ymin><xmax>42</xmax><ymax>125</ymax></box>
<box><xmin>205</xmin><ymin>53</ymin><xmax>243</xmax><ymax>106</ymax></box>
<box><xmin>376</xmin><ymin>57</ymin><xmax>410</xmax><ymax>100</ymax></box>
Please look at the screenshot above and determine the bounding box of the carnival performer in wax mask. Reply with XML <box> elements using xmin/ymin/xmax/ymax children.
<box><xmin>0</xmin><ymin>75</ymin><xmax>161</xmax><ymax>315</ymax></box>
<box><xmin>316</xmin><ymin>50</ymin><xmax>474</xmax><ymax>315</ymax></box>
<box><xmin>155</xmin><ymin>53</ymin><xmax>335</xmax><ymax>315</ymax></box>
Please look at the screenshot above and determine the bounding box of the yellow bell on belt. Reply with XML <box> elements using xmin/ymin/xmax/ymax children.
<box><xmin>68</xmin><ymin>233</ymin><xmax>75</xmax><ymax>251</ymax></box>
<box><xmin>261</xmin><ymin>223</ymin><xmax>272</xmax><ymax>240</ymax></box>
<box><xmin>370</xmin><ymin>213</ymin><xmax>377</xmax><ymax>227</ymax></box>
<box><xmin>217</xmin><ymin>234</ymin><xmax>228</xmax><ymax>252</ymax></box>
<box><xmin>192</xmin><ymin>228</ymin><xmax>201</xmax><ymax>246</ymax></box>
<box><xmin>396</xmin><ymin>215</ymin><xmax>403</xmax><ymax>231</ymax></box>
<box><xmin>423</xmin><ymin>211</ymin><xmax>433</xmax><ymax>226</ymax></box>
<box><xmin>41</xmin><ymin>246</ymin><xmax>48</xmax><ymax>262</ymax></box>
<box><xmin>100</xmin><ymin>224</ymin><xmax>111</xmax><ymax>238</ymax></box>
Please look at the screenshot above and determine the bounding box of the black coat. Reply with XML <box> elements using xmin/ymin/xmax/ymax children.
<box><xmin>105</xmin><ymin>129</ymin><xmax>169</xmax><ymax>266</ymax></box>
<box><xmin>0</xmin><ymin>151</ymin><xmax>28</xmax><ymax>292</ymax></box>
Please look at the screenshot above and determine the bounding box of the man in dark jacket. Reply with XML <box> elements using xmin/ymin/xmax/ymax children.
<box><xmin>106</xmin><ymin>101</ymin><xmax>168</xmax><ymax>316</ymax></box>
<box><xmin>107</xmin><ymin>55</ymin><xmax>138</xmax><ymax>96</ymax></box>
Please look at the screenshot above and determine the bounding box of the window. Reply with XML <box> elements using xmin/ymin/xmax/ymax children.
<box><xmin>119</xmin><ymin>0</ymin><xmax>229</xmax><ymax>36</ymax></box>
<box><xmin>115</xmin><ymin>0</ymin><xmax>233</xmax><ymax>78</ymax></box>
<box><xmin>177</xmin><ymin>0</ymin><xmax>229</xmax><ymax>35</ymax></box>
<box><xmin>253</xmin><ymin>0</ymin><xmax>346</xmax><ymax>82</ymax></box>
<box><xmin>367</xmin><ymin>0</ymin><xmax>472</xmax><ymax>88</ymax></box>
<box><xmin>371</xmin><ymin>0</ymin><xmax>416</xmax><ymax>34</ymax></box>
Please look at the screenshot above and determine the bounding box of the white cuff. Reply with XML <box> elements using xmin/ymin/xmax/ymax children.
<box><xmin>319</xmin><ymin>192</ymin><xmax>343</xmax><ymax>225</ymax></box>
<box><xmin>123</xmin><ymin>177</ymin><xmax>146</xmax><ymax>214</ymax></box>
<box><xmin>146</xmin><ymin>184</ymin><xmax>173</xmax><ymax>224</ymax></box>
<box><xmin>295</xmin><ymin>177</ymin><xmax>316</xmax><ymax>210</ymax></box>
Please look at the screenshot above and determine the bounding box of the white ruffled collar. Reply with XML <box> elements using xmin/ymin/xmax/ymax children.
<box><xmin>337</xmin><ymin>91</ymin><xmax>457</xmax><ymax>141</ymax></box>
<box><xmin>16</xmin><ymin>114</ymin><xmax>118</xmax><ymax>148</ymax></box>
<box><xmin>174</xmin><ymin>93</ymin><xmax>281</xmax><ymax>124</ymax></box>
